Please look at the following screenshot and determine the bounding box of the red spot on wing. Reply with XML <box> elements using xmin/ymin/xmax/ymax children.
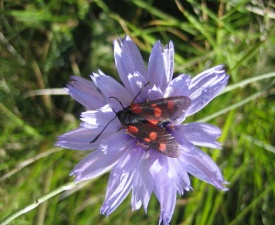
<box><xmin>149</xmin><ymin>132</ymin><xmax>157</xmax><ymax>141</ymax></box>
<box><xmin>167</xmin><ymin>100</ymin><xmax>175</xmax><ymax>109</ymax></box>
<box><xmin>131</xmin><ymin>104</ymin><xmax>142</xmax><ymax>113</ymax></box>
<box><xmin>128</xmin><ymin>125</ymin><xmax>138</xmax><ymax>133</ymax></box>
<box><xmin>147</xmin><ymin>119</ymin><xmax>159</xmax><ymax>125</ymax></box>
<box><xmin>144</xmin><ymin>137</ymin><xmax>151</xmax><ymax>142</ymax></box>
<box><xmin>154</xmin><ymin>107</ymin><xmax>162</xmax><ymax>117</ymax></box>
<box><xmin>159</xmin><ymin>142</ymin><xmax>166</xmax><ymax>151</ymax></box>
<box><xmin>144</xmin><ymin>132</ymin><xmax>157</xmax><ymax>143</ymax></box>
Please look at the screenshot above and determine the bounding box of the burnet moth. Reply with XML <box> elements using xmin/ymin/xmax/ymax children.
<box><xmin>91</xmin><ymin>82</ymin><xmax>191</xmax><ymax>158</ymax></box>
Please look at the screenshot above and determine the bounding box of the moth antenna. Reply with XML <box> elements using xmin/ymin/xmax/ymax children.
<box><xmin>90</xmin><ymin>81</ymin><xmax>123</xmax><ymax>143</ymax></box>
<box><xmin>131</xmin><ymin>82</ymin><xmax>150</xmax><ymax>104</ymax></box>
<box><xmin>90</xmin><ymin>115</ymin><xmax>117</xmax><ymax>143</ymax></box>
<box><xmin>109</xmin><ymin>96</ymin><xmax>125</xmax><ymax>109</ymax></box>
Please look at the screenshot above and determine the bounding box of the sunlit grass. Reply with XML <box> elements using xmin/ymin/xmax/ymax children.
<box><xmin>1</xmin><ymin>1</ymin><xmax>275</xmax><ymax>225</ymax></box>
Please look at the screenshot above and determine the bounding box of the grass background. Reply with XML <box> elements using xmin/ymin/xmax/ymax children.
<box><xmin>1</xmin><ymin>0</ymin><xmax>275</xmax><ymax>224</ymax></box>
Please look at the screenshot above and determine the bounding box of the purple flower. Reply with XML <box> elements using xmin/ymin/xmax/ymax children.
<box><xmin>56</xmin><ymin>36</ymin><xmax>229</xmax><ymax>224</ymax></box>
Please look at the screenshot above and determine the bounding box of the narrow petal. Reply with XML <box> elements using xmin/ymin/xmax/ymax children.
<box><xmin>55</xmin><ymin>127</ymin><xmax>100</xmax><ymax>150</ymax></box>
<box><xmin>147</xmin><ymin>84</ymin><xmax>164</xmax><ymax>100</ymax></box>
<box><xmin>175</xmin><ymin>123</ymin><xmax>222</xmax><ymax>149</ymax></box>
<box><xmin>148</xmin><ymin>41</ymin><xmax>168</xmax><ymax>93</ymax></box>
<box><xmin>127</xmin><ymin>71</ymin><xmax>149</xmax><ymax>103</ymax></box>
<box><xmin>186</xmin><ymin>65</ymin><xmax>229</xmax><ymax>116</ymax></box>
<box><xmin>114</xmin><ymin>36</ymin><xmax>147</xmax><ymax>96</ymax></box>
<box><xmin>131</xmin><ymin>149</ymin><xmax>154</xmax><ymax>212</ymax></box>
<box><xmin>131</xmin><ymin>172</ymin><xmax>152</xmax><ymax>212</ymax></box>
<box><xmin>154</xmin><ymin>168</ymin><xmax>177</xmax><ymax>225</ymax></box>
<box><xmin>101</xmin><ymin>147</ymin><xmax>143</xmax><ymax>215</ymax></box>
<box><xmin>167</xmin><ymin>158</ymin><xmax>191</xmax><ymax>194</ymax></box>
<box><xmin>179</xmin><ymin>142</ymin><xmax>227</xmax><ymax>190</ymax></box>
<box><xmin>163</xmin><ymin>41</ymin><xmax>174</xmax><ymax>84</ymax></box>
<box><xmin>71</xmin><ymin>132</ymin><xmax>134</xmax><ymax>182</ymax></box>
<box><xmin>91</xmin><ymin>72</ymin><xmax>132</xmax><ymax>110</ymax></box>
<box><xmin>66</xmin><ymin>76</ymin><xmax>106</xmax><ymax>110</ymax></box>
<box><xmin>140</xmin><ymin>151</ymin><xmax>177</xmax><ymax>224</ymax></box>
<box><xmin>80</xmin><ymin>106</ymin><xmax>120</xmax><ymax>132</ymax></box>
<box><xmin>164</xmin><ymin>74</ymin><xmax>191</xmax><ymax>97</ymax></box>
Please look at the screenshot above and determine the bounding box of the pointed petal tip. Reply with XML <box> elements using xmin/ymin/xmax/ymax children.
<box><xmin>54</xmin><ymin>141</ymin><xmax>62</xmax><ymax>148</ymax></box>
<box><xmin>54</xmin><ymin>135</ymin><xmax>67</xmax><ymax>148</ymax></box>
<box><xmin>100</xmin><ymin>203</ymin><xmax>111</xmax><ymax>217</ymax></box>
<box><xmin>114</xmin><ymin>35</ymin><xmax>133</xmax><ymax>46</ymax></box>
<box><xmin>185</xmin><ymin>185</ymin><xmax>193</xmax><ymax>191</ymax></box>
<box><xmin>164</xmin><ymin>40</ymin><xmax>174</xmax><ymax>50</ymax></box>
<box><xmin>214</xmin><ymin>178</ymin><xmax>230</xmax><ymax>191</ymax></box>
<box><xmin>158</xmin><ymin>216</ymin><xmax>170</xmax><ymax>225</ymax></box>
<box><xmin>124</xmin><ymin>35</ymin><xmax>132</xmax><ymax>41</ymax></box>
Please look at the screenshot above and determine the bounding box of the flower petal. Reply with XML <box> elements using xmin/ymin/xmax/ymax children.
<box><xmin>66</xmin><ymin>76</ymin><xmax>105</xmax><ymax>110</ymax></box>
<box><xmin>186</xmin><ymin>65</ymin><xmax>229</xmax><ymax>116</ymax></box>
<box><xmin>176</xmin><ymin>139</ymin><xmax>227</xmax><ymax>190</ymax></box>
<box><xmin>114</xmin><ymin>36</ymin><xmax>147</xmax><ymax>96</ymax></box>
<box><xmin>71</xmin><ymin>132</ymin><xmax>133</xmax><ymax>181</ymax></box>
<box><xmin>127</xmin><ymin>71</ymin><xmax>149</xmax><ymax>103</ymax></box>
<box><xmin>175</xmin><ymin>123</ymin><xmax>222</xmax><ymax>149</ymax></box>
<box><xmin>80</xmin><ymin>105</ymin><xmax>120</xmax><ymax>132</ymax></box>
<box><xmin>101</xmin><ymin>146</ymin><xmax>143</xmax><ymax>215</ymax></box>
<box><xmin>164</xmin><ymin>74</ymin><xmax>191</xmax><ymax>97</ymax></box>
<box><xmin>147</xmin><ymin>84</ymin><xmax>164</xmax><ymax>100</ymax></box>
<box><xmin>139</xmin><ymin>151</ymin><xmax>176</xmax><ymax>225</ymax></box>
<box><xmin>91</xmin><ymin>71</ymin><xmax>132</xmax><ymax>110</ymax></box>
<box><xmin>154</xmin><ymin>167</ymin><xmax>176</xmax><ymax>225</ymax></box>
<box><xmin>55</xmin><ymin>127</ymin><xmax>100</xmax><ymax>150</ymax></box>
<box><xmin>148</xmin><ymin>41</ymin><xmax>171</xmax><ymax>93</ymax></box>
<box><xmin>131</xmin><ymin>149</ymin><xmax>154</xmax><ymax>212</ymax></box>
<box><xmin>163</xmin><ymin>41</ymin><xmax>174</xmax><ymax>84</ymax></box>
<box><xmin>167</xmin><ymin>158</ymin><xmax>191</xmax><ymax>194</ymax></box>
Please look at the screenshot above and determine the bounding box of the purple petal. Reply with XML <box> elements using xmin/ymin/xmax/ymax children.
<box><xmin>127</xmin><ymin>71</ymin><xmax>149</xmax><ymax>103</ymax></box>
<box><xmin>147</xmin><ymin>85</ymin><xmax>164</xmax><ymax>100</ymax></box>
<box><xmin>131</xmin><ymin>148</ymin><xmax>154</xmax><ymax>212</ymax></box>
<box><xmin>66</xmin><ymin>76</ymin><xmax>105</xmax><ymax>110</ymax></box>
<box><xmin>154</xmin><ymin>167</ymin><xmax>176</xmax><ymax>225</ymax></box>
<box><xmin>91</xmin><ymin>71</ymin><xmax>132</xmax><ymax>110</ymax></box>
<box><xmin>80</xmin><ymin>106</ymin><xmax>120</xmax><ymax>131</ymax></box>
<box><xmin>148</xmin><ymin>41</ymin><xmax>170</xmax><ymax>93</ymax></box>
<box><xmin>71</xmin><ymin>132</ymin><xmax>133</xmax><ymax>182</ymax></box>
<box><xmin>163</xmin><ymin>41</ymin><xmax>175</xmax><ymax>83</ymax></box>
<box><xmin>177</xmin><ymin>141</ymin><xmax>227</xmax><ymax>190</ymax></box>
<box><xmin>186</xmin><ymin>65</ymin><xmax>229</xmax><ymax>116</ymax></box>
<box><xmin>175</xmin><ymin>123</ymin><xmax>222</xmax><ymax>149</ymax></box>
<box><xmin>114</xmin><ymin>36</ymin><xmax>147</xmax><ymax>96</ymax></box>
<box><xmin>180</xmin><ymin>149</ymin><xmax>227</xmax><ymax>190</ymax></box>
<box><xmin>141</xmin><ymin>151</ymin><xmax>176</xmax><ymax>224</ymax></box>
<box><xmin>55</xmin><ymin>127</ymin><xmax>100</xmax><ymax>150</ymax></box>
<box><xmin>167</xmin><ymin>158</ymin><xmax>191</xmax><ymax>194</ymax></box>
<box><xmin>164</xmin><ymin>74</ymin><xmax>191</xmax><ymax>97</ymax></box>
<box><xmin>101</xmin><ymin>147</ymin><xmax>143</xmax><ymax>215</ymax></box>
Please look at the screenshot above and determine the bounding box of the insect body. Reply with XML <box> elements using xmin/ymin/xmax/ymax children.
<box><xmin>116</xmin><ymin>96</ymin><xmax>191</xmax><ymax>158</ymax></box>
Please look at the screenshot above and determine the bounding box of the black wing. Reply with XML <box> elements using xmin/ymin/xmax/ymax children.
<box><xmin>127</xmin><ymin>122</ymin><xmax>180</xmax><ymax>158</ymax></box>
<box><xmin>130</xmin><ymin>96</ymin><xmax>191</xmax><ymax>123</ymax></box>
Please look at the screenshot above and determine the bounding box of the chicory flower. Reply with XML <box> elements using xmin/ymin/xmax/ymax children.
<box><xmin>56</xmin><ymin>36</ymin><xmax>229</xmax><ymax>224</ymax></box>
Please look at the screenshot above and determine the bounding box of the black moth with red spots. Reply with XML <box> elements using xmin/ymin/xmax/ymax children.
<box><xmin>116</xmin><ymin>96</ymin><xmax>191</xmax><ymax>158</ymax></box>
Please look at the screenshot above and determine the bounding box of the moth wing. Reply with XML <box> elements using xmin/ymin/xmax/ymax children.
<box><xmin>127</xmin><ymin>122</ymin><xmax>180</xmax><ymax>158</ymax></box>
<box><xmin>130</xmin><ymin>96</ymin><xmax>191</xmax><ymax>122</ymax></box>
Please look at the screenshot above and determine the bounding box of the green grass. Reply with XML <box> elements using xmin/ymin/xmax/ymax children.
<box><xmin>1</xmin><ymin>1</ymin><xmax>275</xmax><ymax>224</ymax></box>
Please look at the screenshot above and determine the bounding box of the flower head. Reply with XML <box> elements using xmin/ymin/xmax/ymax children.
<box><xmin>56</xmin><ymin>36</ymin><xmax>229</xmax><ymax>224</ymax></box>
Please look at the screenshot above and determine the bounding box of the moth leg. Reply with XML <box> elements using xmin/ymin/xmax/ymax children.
<box><xmin>136</xmin><ymin>140</ymin><xmax>150</xmax><ymax>150</ymax></box>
